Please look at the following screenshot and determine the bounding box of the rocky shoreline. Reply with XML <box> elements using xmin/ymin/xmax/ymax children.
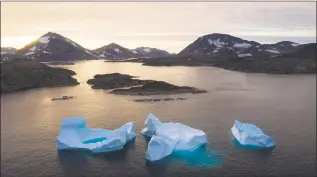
<box><xmin>134</xmin><ymin>97</ymin><xmax>187</xmax><ymax>102</ymax></box>
<box><xmin>87</xmin><ymin>73</ymin><xmax>151</xmax><ymax>89</ymax></box>
<box><xmin>1</xmin><ymin>59</ymin><xmax>79</xmax><ymax>93</ymax></box>
<box><xmin>111</xmin><ymin>54</ymin><xmax>316</xmax><ymax>74</ymax></box>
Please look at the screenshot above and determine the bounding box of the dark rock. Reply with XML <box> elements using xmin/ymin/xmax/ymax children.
<box><xmin>87</xmin><ymin>73</ymin><xmax>152</xmax><ymax>89</ymax></box>
<box><xmin>52</xmin><ymin>96</ymin><xmax>74</xmax><ymax>101</ymax></box>
<box><xmin>1</xmin><ymin>58</ymin><xmax>79</xmax><ymax>93</ymax></box>
<box><xmin>163</xmin><ymin>98</ymin><xmax>174</xmax><ymax>101</ymax></box>
<box><xmin>110</xmin><ymin>80</ymin><xmax>207</xmax><ymax>95</ymax></box>
<box><xmin>45</xmin><ymin>61</ymin><xmax>75</xmax><ymax>65</ymax></box>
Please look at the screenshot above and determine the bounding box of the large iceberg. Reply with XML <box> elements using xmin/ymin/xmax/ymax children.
<box><xmin>231</xmin><ymin>120</ymin><xmax>275</xmax><ymax>149</ymax></box>
<box><xmin>141</xmin><ymin>113</ymin><xmax>207</xmax><ymax>161</ymax></box>
<box><xmin>56</xmin><ymin>117</ymin><xmax>135</xmax><ymax>153</ymax></box>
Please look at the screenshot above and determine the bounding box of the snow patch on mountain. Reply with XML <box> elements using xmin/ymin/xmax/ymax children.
<box><xmin>143</xmin><ymin>48</ymin><xmax>151</xmax><ymax>53</ymax></box>
<box><xmin>114</xmin><ymin>48</ymin><xmax>120</xmax><ymax>53</ymax></box>
<box><xmin>25</xmin><ymin>51</ymin><xmax>34</xmax><ymax>55</ymax></box>
<box><xmin>132</xmin><ymin>50</ymin><xmax>138</xmax><ymax>54</ymax></box>
<box><xmin>39</xmin><ymin>36</ymin><xmax>50</xmax><ymax>43</ymax></box>
<box><xmin>238</xmin><ymin>53</ymin><xmax>252</xmax><ymax>57</ymax></box>
<box><xmin>265</xmin><ymin>49</ymin><xmax>280</xmax><ymax>53</ymax></box>
<box><xmin>234</xmin><ymin>43</ymin><xmax>252</xmax><ymax>48</ymax></box>
<box><xmin>30</xmin><ymin>46</ymin><xmax>36</xmax><ymax>51</ymax></box>
<box><xmin>85</xmin><ymin>50</ymin><xmax>92</xmax><ymax>54</ymax></box>
<box><xmin>291</xmin><ymin>43</ymin><xmax>300</xmax><ymax>47</ymax></box>
<box><xmin>65</xmin><ymin>38</ymin><xmax>77</xmax><ymax>47</ymax></box>
<box><xmin>208</xmin><ymin>39</ymin><xmax>225</xmax><ymax>47</ymax></box>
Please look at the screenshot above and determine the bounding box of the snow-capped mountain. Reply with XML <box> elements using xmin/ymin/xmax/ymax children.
<box><xmin>179</xmin><ymin>33</ymin><xmax>302</xmax><ymax>58</ymax></box>
<box><xmin>93</xmin><ymin>44</ymin><xmax>171</xmax><ymax>60</ymax></box>
<box><xmin>92</xmin><ymin>43</ymin><xmax>135</xmax><ymax>60</ymax></box>
<box><xmin>16</xmin><ymin>32</ymin><xmax>99</xmax><ymax>61</ymax></box>
<box><xmin>132</xmin><ymin>47</ymin><xmax>170</xmax><ymax>58</ymax></box>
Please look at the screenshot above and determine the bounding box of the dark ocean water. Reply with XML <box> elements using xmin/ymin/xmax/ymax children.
<box><xmin>1</xmin><ymin>60</ymin><xmax>316</xmax><ymax>177</ymax></box>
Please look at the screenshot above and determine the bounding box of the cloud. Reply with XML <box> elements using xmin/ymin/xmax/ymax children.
<box><xmin>1</xmin><ymin>2</ymin><xmax>315</xmax><ymax>53</ymax></box>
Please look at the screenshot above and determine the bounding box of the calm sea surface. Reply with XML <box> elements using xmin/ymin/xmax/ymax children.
<box><xmin>1</xmin><ymin>60</ymin><xmax>316</xmax><ymax>177</ymax></box>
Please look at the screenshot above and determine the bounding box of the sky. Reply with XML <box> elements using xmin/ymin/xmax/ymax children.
<box><xmin>1</xmin><ymin>2</ymin><xmax>316</xmax><ymax>53</ymax></box>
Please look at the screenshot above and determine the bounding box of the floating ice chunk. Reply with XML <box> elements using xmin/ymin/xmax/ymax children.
<box><xmin>231</xmin><ymin>120</ymin><xmax>275</xmax><ymax>149</ymax></box>
<box><xmin>146</xmin><ymin>135</ymin><xmax>177</xmax><ymax>161</ymax></box>
<box><xmin>141</xmin><ymin>113</ymin><xmax>207</xmax><ymax>161</ymax></box>
<box><xmin>56</xmin><ymin>117</ymin><xmax>135</xmax><ymax>153</ymax></box>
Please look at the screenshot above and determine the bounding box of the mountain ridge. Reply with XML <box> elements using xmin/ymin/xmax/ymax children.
<box><xmin>1</xmin><ymin>32</ymin><xmax>314</xmax><ymax>62</ymax></box>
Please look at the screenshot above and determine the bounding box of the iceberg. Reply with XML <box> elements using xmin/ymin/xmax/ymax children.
<box><xmin>56</xmin><ymin>117</ymin><xmax>135</xmax><ymax>153</ymax></box>
<box><xmin>141</xmin><ymin>113</ymin><xmax>207</xmax><ymax>161</ymax></box>
<box><xmin>231</xmin><ymin>120</ymin><xmax>275</xmax><ymax>149</ymax></box>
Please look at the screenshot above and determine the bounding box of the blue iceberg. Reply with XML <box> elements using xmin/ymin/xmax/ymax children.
<box><xmin>56</xmin><ymin>117</ymin><xmax>135</xmax><ymax>153</ymax></box>
<box><xmin>231</xmin><ymin>120</ymin><xmax>275</xmax><ymax>149</ymax></box>
<box><xmin>141</xmin><ymin>113</ymin><xmax>207</xmax><ymax>161</ymax></box>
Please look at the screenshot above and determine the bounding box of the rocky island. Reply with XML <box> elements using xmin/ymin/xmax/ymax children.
<box><xmin>87</xmin><ymin>73</ymin><xmax>207</xmax><ymax>95</ymax></box>
<box><xmin>1</xmin><ymin>58</ymin><xmax>79</xmax><ymax>93</ymax></box>
<box><xmin>87</xmin><ymin>73</ymin><xmax>151</xmax><ymax>89</ymax></box>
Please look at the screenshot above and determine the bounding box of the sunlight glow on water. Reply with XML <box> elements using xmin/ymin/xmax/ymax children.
<box><xmin>1</xmin><ymin>61</ymin><xmax>316</xmax><ymax>177</ymax></box>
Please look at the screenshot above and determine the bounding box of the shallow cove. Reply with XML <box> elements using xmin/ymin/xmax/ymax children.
<box><xmin>1</xmin><ymin>60</ymin><xmax>316</xmax><ymax>177</ymax></box>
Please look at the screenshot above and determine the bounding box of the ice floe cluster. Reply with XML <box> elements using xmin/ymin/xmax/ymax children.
<box><xmin>56</xmin><ymin>114</ymin><xmax>276</xmax><ymax>161</ymax></box>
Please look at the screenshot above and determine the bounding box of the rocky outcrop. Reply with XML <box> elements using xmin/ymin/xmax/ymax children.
<box><xmin>87</xmin><ymin>73</ymin><xmax>151</xmax><ymax>89</ymax></box>
<box><xmin>1</xmin><ymin>58</ymin><xmax>79</xmax><ymax>93</ymax></box>
<box><xmin>110</xmin><ymin>81</ymin><xmax>207</xmax><ymax>95</ymax></box>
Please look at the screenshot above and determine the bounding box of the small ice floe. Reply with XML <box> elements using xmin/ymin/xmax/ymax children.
<box><xmin>231</xmin><ymin>120</ymin><xmax>276</xmax><ymax>149</ymax></box>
